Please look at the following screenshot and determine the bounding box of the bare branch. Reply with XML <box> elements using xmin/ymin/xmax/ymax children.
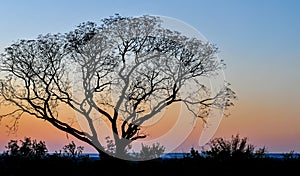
<box><xmin>0</xmin><ymin>14</ymin><xmax>236</xmax><ymax>158</ymax></box>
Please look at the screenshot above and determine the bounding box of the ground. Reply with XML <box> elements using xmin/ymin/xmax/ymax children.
<box><xmin>0</xmin><ymin>156</ymin><xmax>299</xmax><ymax>176</ymax></box>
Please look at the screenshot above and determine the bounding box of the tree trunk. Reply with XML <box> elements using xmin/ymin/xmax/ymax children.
<box><xmin>95</xmin><ymin>147</ymin><xmax>115</xmax><ymax>160</ymax></box>
<box><xmin>115</xmin><ymin>139</ymin><xmax>130</xmax><ymax>160</ymax></box>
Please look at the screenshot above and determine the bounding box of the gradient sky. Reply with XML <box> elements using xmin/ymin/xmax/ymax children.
<box><xmin>0</xmin><ymin>0</ymin><xmax>299</xmax><ymax>154</ymax></box>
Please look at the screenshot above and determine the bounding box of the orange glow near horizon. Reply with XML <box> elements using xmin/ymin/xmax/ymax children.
<box><xmin>0</xmin><ymin>92</ymin><xmax>300</xmax><ymax>154</ymax></box>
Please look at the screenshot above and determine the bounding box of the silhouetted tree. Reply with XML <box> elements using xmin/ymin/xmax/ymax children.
<box><xmin>0</xmin><ymin>14</ymin><xmax>236</xmax><ymax>159</ymax></box>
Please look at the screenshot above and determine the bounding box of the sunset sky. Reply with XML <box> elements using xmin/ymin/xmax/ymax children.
<box><xmin>0</xmin><ymin>0</ymin><xmax>299</xmax><ymax>154</ymax></box>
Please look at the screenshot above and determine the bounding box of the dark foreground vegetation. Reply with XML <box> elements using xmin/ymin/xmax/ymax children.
<box><xmin>2</xmin><ymin>155</ymin><xmax>300</xmax><ymax>176</ymax></box>
<box><xmin>1</xmin><ymin>134</ymin><xmax>299</xmax><ymax>176</ymax></box>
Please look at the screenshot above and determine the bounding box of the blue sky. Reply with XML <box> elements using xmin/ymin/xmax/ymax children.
<box><xmin>1</xmin><ymin>0</ymin><xmax>299</xmax><ymax>78</ymax></box>
<box><xmin>0</xmin><ymin>0</ymin><xmax>300</xmax><ymax>153</ymax></box>
<box><xmin>1</xmin><ymin>0</ymin><xmax>300</xmax><ymax>60</ymax></box>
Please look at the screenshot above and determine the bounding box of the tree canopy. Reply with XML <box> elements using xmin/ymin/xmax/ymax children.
<box><xmin>0</xmin><ymin>14</ymin><xmax>236</xmax><ymax>160</ymax></box>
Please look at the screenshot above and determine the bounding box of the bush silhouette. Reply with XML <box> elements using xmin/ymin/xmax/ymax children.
<box><xmin>1</xmin><ymin>135</ymin><xmax>300</xmax><ymax>175</ymax></box>
<box><xmin>185</xmin><ymin>147</ymin><xmax>204</xmax><ymax>159</ymax></box>
<box><xmin>203</xmin><ymin>134</ymin><xmax>267</xmax><ymax>160</ymax></box>
<box><xmin>281</xmin><ymin>150</ymin><xmax>299</xmax><ymax>160</ymax></box>
<box><xmin>3</xmin><ymin>137</ymin><xmax>48</xmax><ymax>159</ymax></box>
<box><xmin>135</xmin><ymin>142</ymin><xmax>165</xmax><ymax>160</ymax></box>
<box><xmin>62</xmin><ymin>141</ymin><xmax>85</xmax><ymax>159</ymax></box>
